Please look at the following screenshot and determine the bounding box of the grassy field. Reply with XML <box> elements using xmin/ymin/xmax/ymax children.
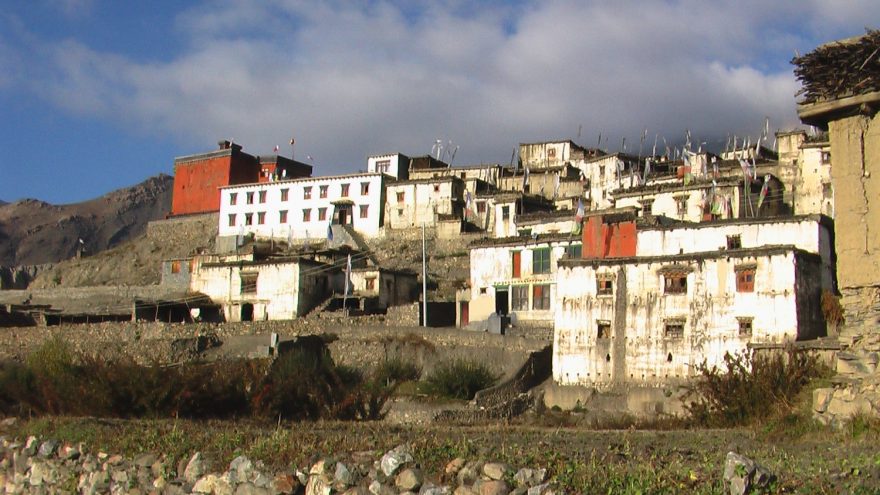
<box><xmin>3</xmin><ymin>412</ymin><xmax>879</xmax><ymax>494</ymax></box>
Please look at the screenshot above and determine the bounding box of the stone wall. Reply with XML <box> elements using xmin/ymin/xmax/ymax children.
<box><xmin>840</xmin><ymin>285</ymin><xmax>880</xmax><ymax>337</ymax></box>
<box><xmin>0</xmin><ymin>320</ymin><xmax>550</xmax><ymax>380</ymax></box>
<box><xmin>146</xmin><ymin>213</ymin><xmax>219</xmax><ymax>251</ymax></box>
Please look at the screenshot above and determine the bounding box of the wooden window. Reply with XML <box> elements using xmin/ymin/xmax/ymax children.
<box><xmin>258</xmin><ymin>191</ymin><xmax>267</xmax><ymax>203</ymax></box>
<box><xmin>240</xmin><ymin>273</ymin><xmax>258</xmax><ymax>294</ymax></box>
<box><xmin>359</xmin><ymin>205</ymin><xmax>369</xmax><ymax>218</ymax></box>
<box><xmin>512</xmin><ymin>286</ymin><xmax>529</xmax><ymax>310</ymax></box>
<box><xmin>566</xmin><ymin>244</ymin><xmax>582</xmax><ymax>259</ymax></box>
<box><xmin>675</xmin><ymin>195</ymin><xmax>688</xmax><ymax>216</ymax></box>
<box><xmin>596</xmin><ymin>321</ymin><xmax>610</xmax><ymax>339</ymax></box>
<box><xmin>341</xmin><ymin>183</ymin><xmax>350</xmax><ymax>196</ymax></box>
<box><xmin>727</xmin><ymin>235</ymin><xmax>741</xmax><ymax>249</ymax></box>
<box><xmin>246</xmin><ymin>192</ymin><xmax>254</xmax><ymax>204</ymax></box>
<box><xmin>433</xmin><ymin>184</ymin><xmax>440</xmax><ymax>193</ymax></box>
<box><xmin>511</xmin><ymin>251</ymin><xmax>521</xmax><ymax>278</ymax></box>
<box><xmin>736</xmin><ymin>267</ymin><xmax>756</xmax><ymax>292</ymax></box>
<box><xmin>279</xmin><ymin>210</ymin><xmax>288</xmax><ymax>224</ymax></box>
<box><xmin>477</xmin><ymin>201</ymin><xmax>486</xmax><ymax>213</ymax></box>
<box><xmin>665</xmin><ymin>320</ymin><xmax>684</xmax><ymax>338</ymax></box>
<box><xmin>640</xmin><ymin>198</ymin><xmax>654</xmax><ymax>215</ymax></box>
<box><xmin>664</xmin><ymin>273</ymin><xmax>687</xmax><ymax>294</ymax></box>
<box><xmin>738</xmin><ymin>317</ymin><xmax>753</xmax><ymax>336</ymax></box>
<box><xmin>171</xmin><ymin>260</ymin><xmax>181</xmax><ymax>274</ymax></box>
<box><xmin>228</xmin><ymin>214</ymin><xmax>236</xmax><ymax>227</ymax></box>
<box><xmin>532</xmin><ymin>284</ymin><xmax>551</xmax><ymax>310</ymax></box>
<box><xmin>319</xmin><ymin>185</ymin><xmax>328</xmax><ymax>198</ymax></box>
<box><xmin>280</xmin><ymin>188</ymin><xmax>289</xmax><ymax>201</ymax></box>
<box><xmin>365</xmin><ymin>277</ymin><xmax>376</xmax><ymax>290</ymax></box>
<box><xmin>596</xmin><ymin>275</ymin><xmax>613</xmax><ymax>295</ymax></box>
<box><xmin>821</xmin><ymin>151</ymin><xmax>831</xmax><ymax>165</ymax></box>
<box><xmin>397</xmin><ymin>192</ymin><xmax>405</xmax><ymax>203</ymax></box>
<box><xmin>303</xmin><ymin>209</ymin><xmax>311</xmax><ymax>222</ymax></box>
<box><xmin>548</xmin><ymin>147</ymin><xmax>557</xmax><ymax>159</ymax></box>
<box><xmin>244</xmin><ymin>213</ymin><xmax>253</xmax><ymax>226</ymax></box>
<box><xmin>303</xmin><ymin>186</ymin><xmax>312</xmax><ymax>200</ymax></box>
<box><xmin>532</xmin><ymin>248</ymin><xmax>551</xmax><ymax>274</ymax></box>
<box><xmin>318</xmin><ymin>207</ymin><xmax>327</xmax><ymax>221</ymax></box>
<box><xmin>376</xmin><ymin>160</ymin><xmax>390</xmax><ymax>173</ymax></box>
<box><xmin>229</xmin><ymin>193</ymin><xmax>238</xmax><ymax>205</ymax></box>
<box><xmin>502</xmin><ymin>206</ymin><xmax>510</xmax><ymax>220</ymax></box>
<box><xmin>257</xmin><ymin>212</ymin><xmax>265</xmax><ymax>225</ymax></box>
<box><xmin>360</xmin><ymin>182</ymin><xmax>370</xmax><ymax>195</ymax></box>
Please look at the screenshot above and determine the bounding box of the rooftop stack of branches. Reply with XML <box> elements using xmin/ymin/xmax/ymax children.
<box><xmin>792</xmin><ymin>29</ymin><xmax>880</xmax><ymax>104</ymax></box>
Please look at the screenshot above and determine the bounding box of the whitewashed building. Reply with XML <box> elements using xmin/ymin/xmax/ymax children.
<box><xmin>190</xmin><ymin>253</ymin><xmax>331</xmax><ymax>322</ymax></box>
<box><xmin>384</xmin><ymin>177</ymin><xmax>465</xmax><ymax>229</ymax></box>
<box><xmin>553</xmin><ymin>246</ymin><xmax>826</xmax><ymax>388</ymax></box>
<box><xmin>368</xmin><ymin>153</ymin><xmax>410</xmax><ymax>180</ymax></box>
<box><xmin>218</xmin><ymin>172</ymin><xmax>388</xmax><ymax>241</ymax></box>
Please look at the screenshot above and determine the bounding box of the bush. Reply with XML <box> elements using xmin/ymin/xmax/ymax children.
<box><xmin>423</xmin><ymin>358</ymin><xmax>499</xmax><ymax>400</ymax></box>
<box><xmin>684</xmin><ymin>348</ymin><xmax>828</xmax><ymax>427</ymax></box>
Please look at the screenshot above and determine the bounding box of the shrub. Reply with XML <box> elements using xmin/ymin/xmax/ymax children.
<box><xmin>684</xmin><ymin>348</ymin><xmax>828</xmax><ymax>427</ymax></box>
<box><xmin>423</xmin><ymin>358</ymin><xmax>499</xmax><ymax>400</ymax></box>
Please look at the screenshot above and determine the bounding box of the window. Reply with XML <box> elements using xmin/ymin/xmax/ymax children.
<box><xmin>171</xmin><ymin>260</ymin><xmax>181</xmax><ymax>274</ymax></box>
<box><xmin>279</xmin><ymin>210</ymin><xmax>288</xmax><ymax>224</ymax></box>
<box><xmin>280</xmin><ymin>188</ymin><xmax>289</xmax><ymax>201</ymax></box>
<box><xmin>736</xmin><ymin>266</ymin><xmax>756</xmax><ymax>292</ymax></box>
<box><xmin>665</xmin><ymin>320</ymin><xmax>684</xmax><ymax>338</ymax></box>
<box><xmin>320</xmin><ymin>185</ymin><xmax>328</xmax><ymax>198</ymax></box>
<box><xmin>228</xmin><ymin>214</ymin><xmax>236</xmax><ymax>227</ymax></box>
<box><xmin>596</xmin><ymin>321</ymin><xmax>611</xmax><ymax>339</ymax></box>
<box><xmin>303</xmin><ymin>209</ymin><xmax>311</xmax><ymax>222</ymax></box>
<box><xmin>359</xmin><ymin>205</ymin><xmax>369</xmax><ymax>218</ymax></box>
<box><xmin>640</xmin><ymin>198</ymin><xmax>654</xmax><ymax>216</ymax></box>
<box><xmin>257</xmin><ymin>212</ymin><xmax>265</xmax><ymax>225</ymax></box>
<box><xmin>502</xmin><ymin>206</ymin><xmax>510</xmax><ymax>220</ymax></box>
<box><xmin>727</xmin><ymin>235</ymin><xmax>742</xmax><ymax>250</ymax></box>
<box><xmin>304</xmin><ymin>187</ymin><xmax>312</xmax><ymax>200</ymax></box>
<box><xmin>532</xmin><ymin>284</ymin><xmax>551</xmax><ymax>310</ymax></box>
<box><xmin>512</xmin><ymin>286</ymin><xmax>529</xmax><ymax>310</ymax></box>
<box><xmin>245</xmin><ymin>213</ymin><xmax>253</xmax><ymax>226</ymax></box>
<box><xmin>532</xmin><ymin>248</ymin><xmax>551</xmax><ymax>274</ymax></box>
<box><xmin>548</xmin><ymin>147</ymin><xmax>557</xmax><ymax>159</ymax></box>
<box><xmin>366</xmin><ymin>277</ymin><xmax>376</xmax><ymax>291</ymax></box>
<box><xmin>433</xmin><ymin>184</ymin><xmax>440</xmax><ymax>193</ymax></box>
<box><xmin>246</xmin><ymin>192</ymin><xmax>254</xmax><ymax>205</ymax></box>
<box><xmin>477</xmin><ymin>201</ymin><xmax>486</xmax><ymax>213</ymax></box>
<box><xmin>397</xmin><ymin>192</ymin><xmax>405</xmax><ymax>203</ymax></box>
<box><xmin>258</xmin><ymin>191</ymin><xmax>267</xmax><ymax>203</ymax></box>
<box><xmin>341</xmin><ymin>183</ymin><xmax>350</xmax><ymax>196</ymax></box>
<box><xmin>738</xmin><ymin>317</ymin><xmax>753</xmax><ymax>336</ymax></box>
<box><xmin>565</xmin><ymin>244</ymin><xmax>582</xmax><ymax>259</ymax></box>
<box><xmin>318</xmin><ymin>207</ymin><xmax>327</xmax><ymax>221</ymax></box>
<box><xmin>596</xmin><ymin>275</ymin><xmax>613</xmax><ymax>295</ymax></box>
<box><xmin>360</xmin><ymin>182</ymin><xmax>370</xmax><ymax>195</ymax></box>
<box><xmin>821</xmin><ymin>151</ymin><xmax>831</xmax><ymax>165</ymax></box>
<box><xmin>664</xmin><ymin>273</ymin><xmax>687</xmax><ymax>294</ymax></box>
<box><xmin>511</xmin><ymin>251</ymin><xmax>521</xmax><ymax>278</ymax></box>
<box><xmin>376</xmin><ymin>160</ymin><xmax>390</xmax><ymax>173</ymax></box>
<box><xmin>229</xmin><ymin>193</ymin><xmax>238</xmax><ymax>205</ymax></box>
<box><xmin>675</xmin><ymin>195</ymin><xmax>688</xmax><ymax>217</ymax></box>
<box><xmin>240</xmin><ymin>273</ymin><xmax>258</xmax><ymax>294</ymax></box>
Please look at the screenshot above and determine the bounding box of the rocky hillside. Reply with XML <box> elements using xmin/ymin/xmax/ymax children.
<box><xmin>0</xmin><ymin>174</ymin><xmax>173</xmax><ymax>267</ymax></box>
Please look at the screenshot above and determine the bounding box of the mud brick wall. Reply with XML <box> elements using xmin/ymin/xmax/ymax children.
<box><xmin>146</xmin><ymin>213</ymin><xmax>219</xmax><ymax>250</ymax></box>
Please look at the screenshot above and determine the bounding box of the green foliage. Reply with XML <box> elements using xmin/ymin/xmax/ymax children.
<box><xmin>422</xmin><ymin>358</ymin><xmax>499</xmax><ymax>400</ymax></box>
<box><xmin>685</xmin><ymin>348</ymin><xmax>828</xmax><ymax>427</ymax></box>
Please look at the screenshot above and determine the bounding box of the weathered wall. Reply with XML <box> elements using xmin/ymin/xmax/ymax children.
<box><xmin>146</xmin><ymin>213</ymin><xmax>219</xmax><ymax>249</ymax></box>
<box><xmin>827</xmin><ymin>113</ymin><xmax>880</xmax><ymax>335</ymax></box>
<box><xmin>553</xmin><ymin>249</ymin><xmax>820</xmax><ymax>388</ymax></box>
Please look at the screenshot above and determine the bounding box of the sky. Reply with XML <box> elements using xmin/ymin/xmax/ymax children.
<box><xmin>0</xmin><ymin>1</ymin><xmax>878</xmax><ymax>204</ymax></box>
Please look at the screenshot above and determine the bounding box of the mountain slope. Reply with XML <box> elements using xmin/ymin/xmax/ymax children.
<box><xmin>0</xmin><ymin>174</ymin><xmax>173</xmax><ymax>266</ymax></box>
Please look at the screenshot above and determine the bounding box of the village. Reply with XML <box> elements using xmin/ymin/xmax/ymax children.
<box><xmin>1</xmin><ymin>31</ymin><xmax>880</xmax><ymax>425</ymax></box>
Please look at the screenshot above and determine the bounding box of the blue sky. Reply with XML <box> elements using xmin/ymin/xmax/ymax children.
<box><xmin>1</xmin><ymin>0</ymin><xmax>877</xmax><ymax>204</ymax></box>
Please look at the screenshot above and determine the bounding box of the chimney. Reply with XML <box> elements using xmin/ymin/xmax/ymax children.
<box><xmin>218</xmin><ymin>140</ymin><xmax>232</xmax><ymax>149</ymax></box>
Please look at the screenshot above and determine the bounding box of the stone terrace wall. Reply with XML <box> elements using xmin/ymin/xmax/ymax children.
<box><xmin>0</xmin><ymin>320</ymin><xmax>550</xmax><ymax>379</ymax></box>
<box><xmin>146</xmin><ymin>213</ymin><xmax>218</xmax><ymax>251</ymax></box>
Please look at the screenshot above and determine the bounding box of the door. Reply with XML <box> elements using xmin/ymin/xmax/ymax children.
<box><xmin>512</xmin><ymin>251</ymin><xmax>521</xmax><ymax>278</ymax></box>
<box><xmin>495</xmin><ymin>287</ymin><xmax>509</xmax><ymax>315</ymax></box>
<box><xmin>460</xmin><ymin>301</ymin><xmax>469</xmax><ymax>326</ymax></box>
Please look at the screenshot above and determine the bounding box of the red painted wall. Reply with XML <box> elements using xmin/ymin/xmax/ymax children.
<box><xmin>581</xmin><ymin>216</ymin><xmax>637</xmax><ymax>259</ymax></box>
<box><xmin>171</xmin><ymin>152</ymin><xmax>260</xmax><ymax>215</ymax></box>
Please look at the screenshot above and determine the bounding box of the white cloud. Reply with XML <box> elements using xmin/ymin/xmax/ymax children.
<box><xmin>3</xmin><ymin>1</ymin><xmax>872</xmax><ymax>171</ymax></box>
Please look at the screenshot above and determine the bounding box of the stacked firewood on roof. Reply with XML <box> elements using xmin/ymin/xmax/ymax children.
<box><xmin>792</xmin><ymin>29</ymin><xmax>880</xmax><ymax>104</ymax></box>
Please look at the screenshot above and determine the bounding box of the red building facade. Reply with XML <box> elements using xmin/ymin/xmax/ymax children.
<box><xmin>581</xmin><ymin>212</ymin><xmax>637</xmax><ymax>259</ymax></box>
<box><xmin>171</xmin><ymin>141</ymin><xmax>261</xmax><ymax>216</ymax></box>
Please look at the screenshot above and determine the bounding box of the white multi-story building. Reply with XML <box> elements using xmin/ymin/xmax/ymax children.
<box><xmin>218</xmin><ymin>173</ymin><xmax>388</xmax><ymax>240</ymax></box>
<box><xmin>368</xmin><ymin>153</ymin><xmax>410</xmax><ymax>180</ymax></box>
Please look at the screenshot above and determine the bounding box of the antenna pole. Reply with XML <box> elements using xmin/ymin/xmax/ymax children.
<box><xmin>422</xmin><ymin>223</ymin><xmax>428</xmax><ymax>327</ymax></box>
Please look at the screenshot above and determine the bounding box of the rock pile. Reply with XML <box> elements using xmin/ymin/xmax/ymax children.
<box><xmin>813</xmin><ymin>334</ymin><xmax>880</xmax><ymax>426</ymax></box>
<box><xmin>0</xmin><ymin>437</ymin><xmax>558</xmax><ymax>495</ymax></box>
